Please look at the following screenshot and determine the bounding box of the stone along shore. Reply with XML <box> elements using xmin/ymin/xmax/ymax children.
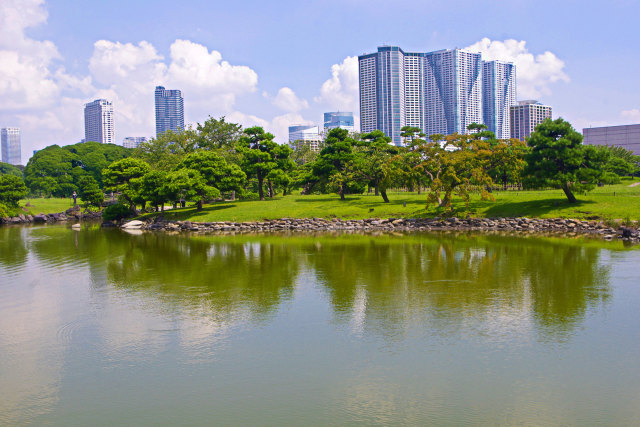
<box><xmin>118</xmin><ymin>217</ymin><xmax>640</xmax><ymax>243</ymax></box>
<box><xmin>0</xmin><ymin>207</ymin><xmax>103</xmax><ymax>224</ymax></box>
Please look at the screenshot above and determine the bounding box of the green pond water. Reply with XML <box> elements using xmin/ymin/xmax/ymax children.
<box><xmin>1</xmin><ymin>224</ymin><xmax>639</xmax><ymax>426</ymax></box>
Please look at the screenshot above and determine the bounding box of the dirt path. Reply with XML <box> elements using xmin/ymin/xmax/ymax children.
<box><xmin>629</xmin><ymin>182</ymin><xmax>640</xmax><ymax>187</ymax></box>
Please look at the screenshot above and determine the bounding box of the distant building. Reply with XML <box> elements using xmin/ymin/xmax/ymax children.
<box><xmin>84</xmin><ymin>99</ymin><xmax>115</xmax><ymax>144</ymax></box>
<box><xmin>583</xmin><ymin>124</ymin><xmax>640</xmax><ymax>155</ymax></box>
<box><xmin>122</xmin><ymin>137</ymin><xmax>148</xmax><ymax>149</ymax></box>
<box><xmin>359</xmin><ymin>46</ymin><xmax>492</xmax><ymax>145</ymax></box>
<box><xmin>1</xmin><ymin>127</ymin><xmax>21</xmax><ymax>165</ymax></box>
<box><xmin>289</xmin><ymin>125</ymin><xmax>323</xmax><ymax>152</ymax></box>
<box><xmin>155</xmin><ymin>86</ymin><xmax>184</xmax><ymax>137</ymax></box>
<box><xmin>510</xmin><ymin>100</ymin><xmax>552</xmax><ymax>141</ymax></box>
<box><xmin>324</xmin><ymin>112</ymin><xmax>355</xmax><ymax>133</ymax></box>
<box><xmin>483</xmin><ymin>61</ymin><xmax>517</xmax><ymax>139</ymax></box>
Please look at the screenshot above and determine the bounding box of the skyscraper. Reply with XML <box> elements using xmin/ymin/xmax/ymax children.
<box><xmin>483</xmin><ymin>60</ymin><xmax>516</xmax><ymax>139</ymax></box>
<box><xmin>1</xmin><ymin>128</ymin><xmax>21</xmax><ymax>165</ymax></box>
<box><xmin>510</xmin><ymin>100</ymin><xmax>552</xmax><ymax>141</ymax></box>
<box><xmin>358</xmin><ymin>46</ymin><xmax>515</xmax><ymax>145</ymax></box>
<box><xmin>288</xmin><ymin>125</ymin><xmax>323</xmax><ymax>152</ymax></box>
<box><xmin>84</xmin><ymin>99</ymin><xmax>115</xmax><ymax>144</ymax></box>
<box><xmin>324</xmin><ymin>112</ymin><xmax>355</xmax><ymax>133</ymax></box>
<box><xmin>155</xmin><ymin>86</ymin><xmax>184</xmax><ymax>137</ymax></box>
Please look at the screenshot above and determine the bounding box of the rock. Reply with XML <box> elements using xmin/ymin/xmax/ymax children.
<box><xmin>122</xmin><ymin>220</ymin><xmax>145</xmax><ymax>229</ymax></box>
<box><xmin>33</xmin><ymin>214</ymin><xmax>47</xmax><ymax>223</ymax></box>
<box><xmin>71</xmin><ymin>224</ymin><xmax>81</xmax><ymax>230</ymax></box>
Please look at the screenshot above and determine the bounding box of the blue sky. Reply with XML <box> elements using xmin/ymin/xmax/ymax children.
<box><xmin>1</xmin><ymin>0</ymin><xmax>639</xmax><ymax>160</ymax></box>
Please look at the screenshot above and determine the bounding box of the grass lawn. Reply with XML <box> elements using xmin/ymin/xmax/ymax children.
<box><xmin>18</xmin><ymin>197</ymin><xmax>78</xmax><ymax>215</ymax></box>
<box><xmin>141</xmin><ymin>178</ymin><xmax>640</xmax><ymax>223</ymax></box>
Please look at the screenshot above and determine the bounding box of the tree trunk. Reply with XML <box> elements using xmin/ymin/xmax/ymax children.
<box><xmin>257</xmin><ymin>171</ymin><xmax>265</xmax><ymax>201</ymax></box>
<box><xmin>417</xmin><ymin>185</ymin><xmax>421</xmax><ymax>195</ymax></box>
<box><xmin>562</xmin><ymin>183</ymin><xmax>577</xmax><ymax>203</ymax></box>
<box><xmin>230</xmin><ymin>190</ymin><xmax>236</xmax><ymax>201</ymax></box>
<box><xmin>340</xmin><ymin>183</ymin><xmax>346</xmax><ymax>200</ymax></box>
<box><xmin>380</xmin><ymin>189</ymin><xmax>390</xmax><ymax>203</ymax></box>
<box><xmin>268</xmin><ymin>180</ymin><xmax>274</xmax><ymax>198</ymax></box>
<box><xmin>196</xmin><ymin>199</ymin><xmax>203</xmax><ymax>210</ymax></box>
<box><xmin>161</xmin><ymin>204</ymin><xmax>164</xmax><ymax>212</ymax></box>
<box><xmin>374</xmin><ymin>185</ymin><xmax>379</xmax><ymax>196</ymax></box>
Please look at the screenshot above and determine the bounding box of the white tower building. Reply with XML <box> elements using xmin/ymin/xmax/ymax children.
<box><xmin>84</xmin><ymin>99</ymin><xmax>114</xmax><ymax>144</ymax></box>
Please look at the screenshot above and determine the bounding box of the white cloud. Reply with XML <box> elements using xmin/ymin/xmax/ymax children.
<box><xmin>621</xmin><ymin>109</ymin><xmax>640</xmax><ymax>123</ymax></box>
<box><xmin>465</xmin><ymin>38</ymin><xmax>570</xmax><ymax>99</ymax></box>
<box><xmin>272</xmin><ymin>87</ymin><xmax>309</xmax><ymax>112</ymax></box>
<box><xmin>314</xmin><ymin>56</ymin><xmax>359</xmax><ymax>112</ymax></box>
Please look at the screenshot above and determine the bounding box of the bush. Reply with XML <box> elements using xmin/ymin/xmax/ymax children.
<box><xmin>241</xmin><ymin>191</ymin><xmax>260</xmax><ymax>201</ymax></box>
<box><xmin>0</xmin><ymin>174</ymin><xmax>28</xmax><ymax>207</ymax></box>
<box><xmin>0</xmin><ymin>202</ymin><xmax>8</xmax><ymax>218</ymax></box>
<box><xmin>102</xmin><ymin>203</ymin><xmax>132</xmax><ymax>221</ymax></box>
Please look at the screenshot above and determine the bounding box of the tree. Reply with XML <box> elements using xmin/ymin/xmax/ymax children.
<box><xmin>357</xmin><ymin>130</ymin><xmax>399</xmax><ymax>202</ymax></box>
<box><xmin>140</xmin><ymin>171</ymin><xmax>169</xmax><ymax>212</ymax></box>
<box><xmin>77</xmin><ymin>176</ymin><xmax>104</xmax><ymax>208</ymax></box>
<box><xmin>524</xmin><ymin>118</ymin><xmax>607</xmax><ymax>203</ymax></box>
<box><xmin>23</xmin><ymin>145</ymin><xmax>77</xmax><ymax>196</ymax></box>
<box><xmin>290</xmin><ymin>140</ymin><xmax>322</xmax><ymax>165</ymax></box>
<box><xmin>102</xmin><ymin>158</ymin><xmax>151</xmax><ymax>213</ymax></box>
<box><xmin>237</xmin><ymin>127</ymin><xmax>279</xmax><ymax>200</ymax></box>
<box><xmin>176</xmin><ymin>151</ymin><xmax>246</xmax><ymax>196</ymax></box>
<box><xmin>0</xmin><ymin>162</ymin><xmax>23</xmax><ymax>178</ymax></box>
<box><xmin>195</xmin><ymin>116</ymin><xmax>243</xmax><ymax>151</ymax></box>
<box><xmin>162</xmin><ymin>169</ymin><xmax>220</xmax><ymax>210</ymax></box>
<box><xmin>310</xmin><ymin>128</ymin><xmax>359</xmax><ymax>200</ymax></box>
<box><xmin>0</xmin><ymin>175</ymin><xmax>28</xmax><ymax>207</ymax></box>
<box><xmin>134</xmin><ymin>129</ymin><xmax>198</xmax><ymax>171</ymax></box>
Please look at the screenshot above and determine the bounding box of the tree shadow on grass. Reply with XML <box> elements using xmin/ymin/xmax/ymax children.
<box><xmin>481</xmin><ymin>198</ymin><xmax>596</xmax><ymax>218</ymax></box>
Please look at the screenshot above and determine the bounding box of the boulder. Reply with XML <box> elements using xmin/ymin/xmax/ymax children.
<box><xmin>121</xmin><ymin>220</ymin><xmax>145</xmax><ymax>229</ymax></box>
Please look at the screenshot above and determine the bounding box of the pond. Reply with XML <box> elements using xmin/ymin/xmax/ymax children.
<box><xmin>1</xmin><ymin>225</ymin><xmax>639</xmax><ymax>425</ymax></box>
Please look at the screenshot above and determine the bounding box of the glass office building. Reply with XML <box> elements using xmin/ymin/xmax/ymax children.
<box><xmin>155</xmin><ymin>86</ymin><xmax>184</xmax><ymax>137</ymax></box>
<box><xmin>324</xmin><ymin>112</ymin><xmax>355</xmax><ymax>133</ymax></box>
<box><xmin>1</xmin><ymin>127</ymin><xmax>21</xmax><ymax>165</ymax></box>
<box><xmin>359</xmin><ymin>46</ymin><xmax>516</xmax><ymax>145</ymax></box>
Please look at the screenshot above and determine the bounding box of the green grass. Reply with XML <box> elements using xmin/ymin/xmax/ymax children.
<box><xmin>18</xmin><ymin>197</ymin><xmax>78</xmax><ymax>215</ymax></box>
<box><xmin>140</xmin><ymin>178</ymin><xmax>640</xmax><ymax>223</ymax></box>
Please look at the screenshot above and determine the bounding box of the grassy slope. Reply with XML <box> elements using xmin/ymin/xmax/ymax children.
<box><xmin>142</xmin><ymin>179</ymin><xmax>640</xmax><ymax>223</ymax></box>
<box><xmin>18</xmin><ymin>198</ymin><xmax>78</xmax><ymax>215</ymax></box>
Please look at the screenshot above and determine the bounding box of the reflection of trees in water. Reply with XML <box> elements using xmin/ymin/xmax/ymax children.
<box><xmin>307</xmin><ymin>234</ymin><xmax>611</xmax><ymax>339</ymax></box>
<box><xmin>104</xmin><ymin>234</ymin><xmax>299</xmax><ymax>322</ymax></box>
<box><xmin>0</xmin><ymin>227</ymin><xmax>29</xmax><ymax>269</ymax></box>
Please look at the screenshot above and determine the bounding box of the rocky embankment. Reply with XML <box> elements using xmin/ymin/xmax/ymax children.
<box><xmin>0</xmin><ymin>207</ymin><xmax>102</xmax><ymax>224</ymax></box>
<box><xmin>116</xmin><ymin>217</ymin><xmax>640</xmax><ymax>243</ymax></box>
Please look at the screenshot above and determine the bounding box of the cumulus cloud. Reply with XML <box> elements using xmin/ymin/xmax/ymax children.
<box><xmin>272</xmin><ymin>87</ymin><xmax>309</xmax><ymax>112</ymax></box>
<box><xmin>465</xmin><ymin>38</ymin><xmax>569</xmax><ymax>99</ymax></box>
<box><xmin>314</xmin><ymin>56</ymin><xmax>359</xmax><ymax>111</ymax></box>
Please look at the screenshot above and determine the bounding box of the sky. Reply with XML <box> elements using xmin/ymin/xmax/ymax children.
<box><xmin>1</xmin><ymin>0</ymin><xmax>639</xmax><ymax>162</ymax></box>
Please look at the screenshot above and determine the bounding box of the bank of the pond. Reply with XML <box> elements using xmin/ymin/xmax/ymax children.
<box><xmin>115</xmin><ymin>216</ymin><xmax>640</xmax><ymax>243</ymax></box>
<box><xmin>0</xmin><ymin>206</ymin><xmax>102</xmax><ymax>225</ymax></box>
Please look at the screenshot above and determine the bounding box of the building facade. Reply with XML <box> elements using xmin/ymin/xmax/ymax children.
<box><xmin>289</xmin><ymin>125</ymin><xmax>323</xmax><ymax>152</ymax></box>
<box><xmin>583</xmin><ymin>124</ymin><xmax>640</xmax><ymax>155</ymax></box>
<box><xmin>510</xmin><ymin>100</ymin><xmax>552</xmax><ymax>141</ymax></box>
<box><xmin>122</xmin><ymin>137</ymin><xmax>148</xmax><ymax>149</ymax></box>
<box><xmin>1</xmin><ymin>127</ymin><xmax>21</xmax><ymax>165</ymax></box>
<box><xmin>324</xmin><ymin>112</ymin><xmax>355</xmax><ymax>133</ymax></box>
<box><xmin>359</xmin><ymin>46</ymin><xmax>503</xmax><ymax>145</ymax></box>
<box><xmin>483</xmin><ymin>61</ymin><xmax>517</xmax><ymax>139</ymax></box>
<box><xmin>84</xmin><ymin>99</ymin><xmax>115</xmax><ymax>144</ymax></box>
<box><xmin>155</xmin><ymin>86</ymin><xmax>184</xmax><ymax>137</ymax></box>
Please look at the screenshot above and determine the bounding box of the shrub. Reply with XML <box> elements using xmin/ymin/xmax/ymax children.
<box><xmin>102</xmin><ymin>202</ymin><xmax>132</xmax><ymax>221</ymax></box>
<box><xmin>0</xmin><ymin>202</ymin><xmax>9</xmax><ymax>218</ymax></box>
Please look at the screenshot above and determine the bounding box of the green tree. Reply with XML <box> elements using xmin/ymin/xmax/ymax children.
<box><xmin>77</xmin><ymin>175</ymin><xmax>104</xmax><ymax>208</ymax></box>
<box><xmin>102</xmin><ymin>158</ymin><xmax>151</xmax><ymax>213</ymax></box>
<box><xmin>290</xmin><ymin>140</ymin><xmax>321</xmax><ymax>165</ymax></box>
<box><xmin>0</xmin><ymin>174</ymin><xmax>28</xmax><ymax>207</ymax></box>
<box><xmin>195</xmin><ymin>116</ymin><xmax>243</xmax><ymax>151</ymax></box>
<box><xmin>0</xmin><ymin>162</ymin><xmax>23</xmax><ymax>178</ymax></box>
<box><xmin>134</xmin><ymin>129</ymin><xmax>198</xmax><ymax>171</ymax></box>
<box><xmin>23</xmin><ymin>145</ymin><xmax>77</xmax><ymax>196</ymax></box>
<box><xmin>162</xmin><ymin>169</ymin><xmax>220</xmax><ymax>210</ymax></box>
<box><xmin>176</xmin><ymin>151</ymin><xmax>246</xmax><ymax>196</ymax></box>
<box><xmin>310</xmin><ymin>128</ymin><xmax>359</xmax><ymax>200</ymax></box>
<box><xmin>140</xmin><ymin>171</ymin><xmax>169</xmax><ymax>212</ymax></box>
<box><xmin>237</xmin><ymin>127</ymin><xmax>279</xmax><ymax>200</ymax></box>
<box><xmin>357</xmin><ymin>130</ymin><xmax>399</xmax><ymax>202</ymax></box>
<box><xmin>524</xmin><ymin>118</ymin><xmax>608</xmax><ymax>203</ymax></box>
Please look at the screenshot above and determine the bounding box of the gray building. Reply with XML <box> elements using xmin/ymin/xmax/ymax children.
<box><xmin>155</xmin><ymin>86</ymin><xmax>184</xmax><ymax>137</ymax></box>
<box><xmin>358</xmin><ymin>46</ymin><xmax>514</xmax><ymax>145</ymax></box>
<box><xmin>510</xmin><ymin>100</ymin><xmax>552</xmax><ymax>141</ymax></box>
<box><xmin>583</xmin><ymin>124</ymin><xmax>640</xmax><ymax>155</ymax></box>
<box><xmin>84</xmin><ymin>99</ymin><xmax>115</xmax><ymax>144</ymax></box>
<box><xmin>122</xmin><ymin>137</ymin><xmax>148</xmax><ymax>149</ymax></box>
<box><xmin>1</xmin><ymin>127</ymin><xmax>21</xmax><ymax>165</ymax></box>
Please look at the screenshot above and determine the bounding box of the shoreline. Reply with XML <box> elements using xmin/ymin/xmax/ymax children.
<box><xmin>117</xmin><ymin>217</ymin><xmax>640</xmax><ymax>243</ymax></box>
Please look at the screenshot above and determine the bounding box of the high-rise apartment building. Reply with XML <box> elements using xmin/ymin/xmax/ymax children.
<box><xmin>510</xmin><ymin>100</ymin><xmax>552</xmax><ymax>141</ymax></box>
<box><xmin>483</xmin><ymin>61</ymin><xmax>516</xmax><ymax>139</ymax></box>
<box><xmin>1</xmin><ymin>127</ymin><xmax>21</xmax><ymax>165</ymax></box>
<box><xmin>324</xmin><ymin>112</ymin><xmax>355</xmax><ymax>133</ymax></box>
<box><xmin>289</xmin><ymin>125</ymin><xmax>323</xmax><ymax>152</ymax></box>
<box><xmin>122</xmin><ymin>137</ymin><xmax>148</xmax><ymax>149</ymax></box>
<box><xmin>358</xmin><ymin>46</ymin><xmax>516</xmax><ymax>145</ymax></box>
<box><xmin>155</xmin><ymin>86</ymin><xmax>184</xmax><ymax>137</ymax></box>
<box><xmin>84</xmin><ymin>99</ymin><xmax>114</xmax><ymax>144</ymax></box>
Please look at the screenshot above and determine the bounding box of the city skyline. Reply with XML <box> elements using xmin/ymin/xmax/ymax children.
<box><xmin>0</xmin><ymin>0</ymin><xmax>638</xmax><ymax>161</ymax></box>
